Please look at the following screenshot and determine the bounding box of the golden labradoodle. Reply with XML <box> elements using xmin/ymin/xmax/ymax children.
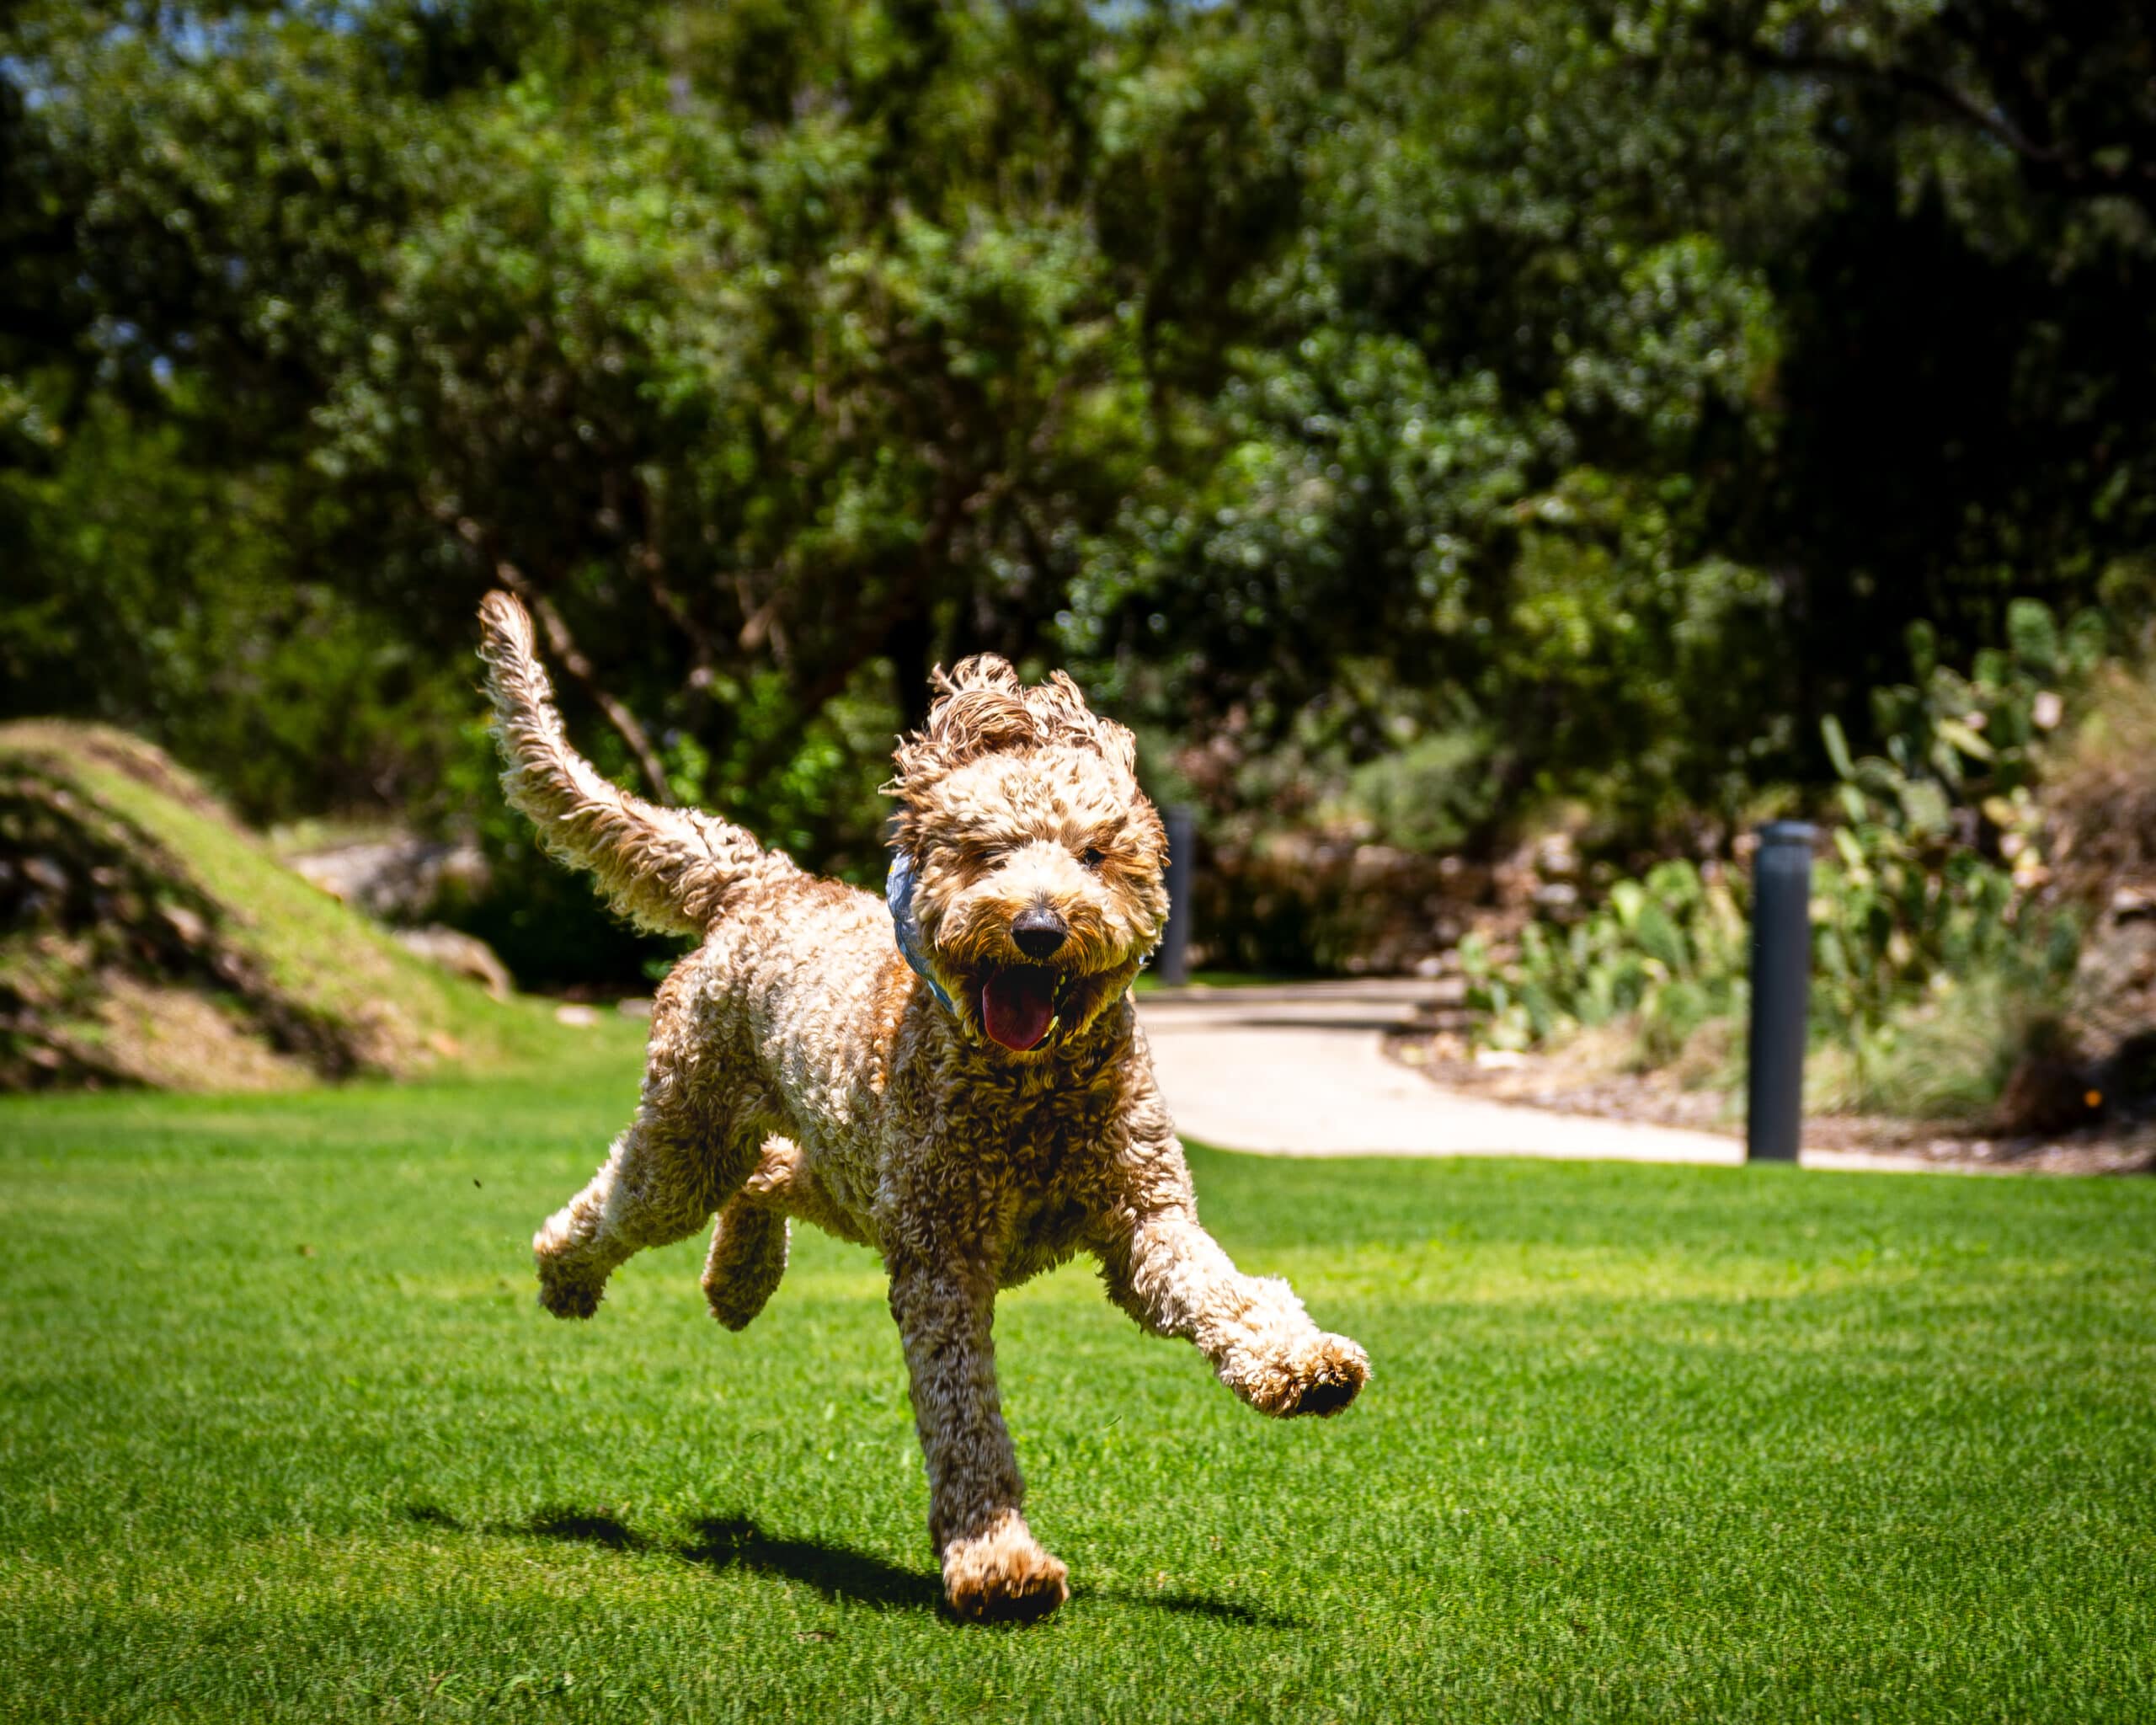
<box><xmin>477</xmin><ymin>591</ymin><xmax>1369</xmax><ymax>1621</ymax></box>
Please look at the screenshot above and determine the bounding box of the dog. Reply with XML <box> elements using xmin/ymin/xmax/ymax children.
<box><xmin>477</xmin><ymin>591</ymin><xmax>1369</xmax><ymax>1621</ymax></box>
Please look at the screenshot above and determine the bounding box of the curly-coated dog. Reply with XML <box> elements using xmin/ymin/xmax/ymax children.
<box><xmin>477</xmin><ymin>591</ymin><xmax>1369</xmax><ymax>1621</ymax></box>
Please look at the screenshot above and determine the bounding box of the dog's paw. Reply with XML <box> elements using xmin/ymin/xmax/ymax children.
<box><xmin>941</xmin><ymin>1510</ymin><xmax>1070</xmax><ymax>1624</ymax></box>
<box><xmin>535</xmin><ymin>1262</ymin><xmax>603</xmax><ymax>1320</ymax></box>
<box><xmin>1235</xmin><ymin>1331</ymin><xmax>1371</xmax><ymax>1418</ymax></box>
<box><xmin>1283</xmin><ymin>1332</ymin><xmax>1370</xmax><ymax>1416</ymax></box>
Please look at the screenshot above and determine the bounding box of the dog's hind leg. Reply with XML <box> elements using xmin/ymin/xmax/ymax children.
<box><xmin>534</xmin><ymin>1045</ymin><xmax>756</xmax><ymax>1319</ymax></box>
<box><xmin>534</xmin><ymin>1115</ymin><xmax>722</xmax><ymax>1318</ymax></box>
<box><xmin>700</xmin><ymin>1134</ymin><xmax>798</xmax><ymax>1329</ymax></box>
<box><xmin>702</xmin><ymin>1132</ymin><xmax>881</xmax><ymax>1327</ymax></box>
<box><xmin>702</xmin><ymin>1194</ymin><xmax>787</xmax><ymax>1331</ymax></box>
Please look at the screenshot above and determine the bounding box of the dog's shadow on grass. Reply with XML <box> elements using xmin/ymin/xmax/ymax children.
<box><xmin>533</xmin><ymin>1508</ymin><xmax>941</xmax><ymax>1611</ymax></box>
<box><xmin>405</xmin><ymin>1503</ymin><xmax>1295</xmax><ymax>1626</ymax></box>
<box><xmin>1102</xmin><ymin>1589</ymin><xmax>1296</xmax><ymax>1628</ymax></box>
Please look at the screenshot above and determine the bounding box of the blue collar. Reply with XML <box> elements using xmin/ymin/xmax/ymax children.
<box><xmin>886</xmin><ymin>851</ymin><xmax>956</xmax><ymax>1014</ymax></box>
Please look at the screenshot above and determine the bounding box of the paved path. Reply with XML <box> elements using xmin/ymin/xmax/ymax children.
<box><xmin>1136</xmin><ymin>980</ymin><xmax>1746</xmax><ymax>1165</ymax></box>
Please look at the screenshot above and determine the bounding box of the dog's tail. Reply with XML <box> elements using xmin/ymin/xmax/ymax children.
<box><xmin>477</xmin><ymin>590</ymin><xmax>766</xmax><ymax>935</ymax></box>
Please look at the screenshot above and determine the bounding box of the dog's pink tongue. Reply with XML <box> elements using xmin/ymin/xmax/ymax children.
<box><xmin>982</xmin><ymin>969</ymin><xmax>1056</xmax><ymax>1051</ymax></box>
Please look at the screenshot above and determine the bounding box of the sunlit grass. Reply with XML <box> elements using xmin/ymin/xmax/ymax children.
<box><xmin>3</xmin><ymin>1061</ymin><xmax>2153</xmax><ymax>1721</ymax></box>
<box><xmin>1130</xmin><ymin>969</ymin><xmax>1305</xmax><ymax>992</ymax></box>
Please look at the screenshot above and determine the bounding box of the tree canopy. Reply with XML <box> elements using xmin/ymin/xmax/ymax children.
<box><xmin>5</xmin><ymin>0</ymin><xmax>2153</xmax><ymax>973</ymax></box>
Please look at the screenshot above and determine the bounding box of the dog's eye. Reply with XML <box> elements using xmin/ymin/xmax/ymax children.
<box><xmin>1080</xmin><ymin>846</ymin><xmax>1106</xmax><ymax>869</ymax></box>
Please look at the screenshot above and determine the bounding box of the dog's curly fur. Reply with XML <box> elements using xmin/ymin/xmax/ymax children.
<box><xmin>477</xmin><ymin>591</ymin><xmax>1369</xmax><ymax>1622</ymax></box>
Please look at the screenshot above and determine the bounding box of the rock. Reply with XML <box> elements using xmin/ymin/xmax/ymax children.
<box><xmin>159</xmin><ymin>903</ymin><xmax>209</xmax><ymax>948</ymax></box>
<box><xmin>286</xmin><ymin>835</ymin><xmax>489</xmax><ymax>922</ymax></box>
<box><xmin>2110</xmin><ymin>882</ymin><xmax>2156</xmax><ymax>919</ymax></box>
<box><xmin>1534</xmin><ymin>833</ymin><xmax>1580</xmax><ymax>879</ymax></box>
<box><xmin>2058</xmin><ymin>889</ymin><xmax>2156</xmax><ymax>1117</ymax></box>
<box><xmin>393</xmin><ymin>925</ymin><xmax>515</xmax><ymax>1001</ymax></box>
<box><xmin>1994</xmin><ymin>1037</ymin><xmax>2097</xmax><ymax>1136</ymax></box>
<box><xmin>23</xmin><ymin>855</ymin><xmax>68</xmax><ymax>895</ymax></box>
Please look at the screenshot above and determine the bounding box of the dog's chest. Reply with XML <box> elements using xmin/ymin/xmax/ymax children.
<box><xmin>996</xmin><ymin>1087</ymin><xmax>1119</xmax><ymax>1277</ymax></box>
<box><xmin>953</xmin><ymin>1071</ymin><xmax>1117</xmax><ymax>1183</ymax></box>
<box><xmin>1001</xmin><ymin>1188</ymin><xmax>1090</xmax><ymax>1285</ymax></box>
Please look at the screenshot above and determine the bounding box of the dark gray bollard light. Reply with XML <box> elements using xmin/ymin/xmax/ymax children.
<box><xmin>1157</xmin><ymin>804</ymin><xmax>1196</xmax><ymax>986</ymax></box>
<box><xmin>1746</xmin><ymin>820</ymin><xmax>1817</xmax><ymax>1162</ymax></box>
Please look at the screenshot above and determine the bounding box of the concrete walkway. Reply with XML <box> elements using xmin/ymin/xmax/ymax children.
<box><xmin>1137</xmin><ymin>980</ymin><xmax>1745</xmax><ymax>1165</ymax></box>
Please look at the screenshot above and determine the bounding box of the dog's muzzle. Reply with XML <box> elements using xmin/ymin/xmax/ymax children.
<box><xmin>1011</xmin><ymin>905</ymin><xmax>1069</xmax><ymax>961</ymax></box>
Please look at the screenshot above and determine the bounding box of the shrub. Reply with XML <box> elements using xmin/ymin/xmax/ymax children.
<box><xmin>1462</xmin><ymin>602</ymin><xmax>2101</xmax><ymax>1118</ymax></box>
<box><xmin>1459</xmin><ymin>858</ymin><xmax>1748</xmax><ymax>1061</ymax></box>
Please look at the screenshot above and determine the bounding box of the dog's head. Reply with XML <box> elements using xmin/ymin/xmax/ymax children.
<box><xmin>884</xmin><ymin>655</ymin><xmax>1170</xmax><ymax>1055</ymax></box>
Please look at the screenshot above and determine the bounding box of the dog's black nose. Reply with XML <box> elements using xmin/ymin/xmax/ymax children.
<box><xmin>1011</xmin><ymin>905</ymin><xmax>1068</xmax><ymax>960</ymax></box>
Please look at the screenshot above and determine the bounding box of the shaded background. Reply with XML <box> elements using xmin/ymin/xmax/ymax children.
<box><xmin>5</xmin><ymin>0</ymin><xmax>2153</xmax><ymax>990</ymax></box>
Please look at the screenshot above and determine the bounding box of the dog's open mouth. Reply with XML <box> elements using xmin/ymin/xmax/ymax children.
<box><xmin>979</xmin><ymin>964</ymin><xmax>1063</xmax><ymax>1052</ymax></box>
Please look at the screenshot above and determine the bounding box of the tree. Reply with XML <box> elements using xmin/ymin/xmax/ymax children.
<box><xmin>7</xmin><ymin>0</ymin><xmax>2154</xmax><ymax>983</ymax></box>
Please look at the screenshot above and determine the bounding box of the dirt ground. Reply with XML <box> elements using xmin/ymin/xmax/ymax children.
<box><xmin>1384</xmin><ymin>1030</ymin><xmax>2156</xmax><ymax>1177</ymax></box>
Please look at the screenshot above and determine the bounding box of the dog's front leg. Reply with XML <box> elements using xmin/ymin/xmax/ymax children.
<box><xmin>1100</xmin><ymin>1201</ymin><xmax>1369</xmax><ymax>1418</ymax></box>
<box><xmin>886</xmin><ymin>1255</ymin><xmax>1069</xmax><ymax>1622</ymax></box>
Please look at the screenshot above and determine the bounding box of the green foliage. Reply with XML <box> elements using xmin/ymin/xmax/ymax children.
<box><xmin>1823</xmin><ymin>964</ymin><xmax>2063</xmax><ymax>1124</ymax></box>
<box><xmin>0</xmin><ymin>399</ymin><xmax>472</xmax><ymax>824</ymax></box>
<box><xmin>4</xmin><ymin>0</ymin><xmax>1154</xmax><ymax>877</ymax></box>
<box><xmin>1462</xmin><ymin>858</ymin><xmax>1748</xmax><ymax>1060</ymax></box>
<box><xmin>1338</xmin><ymin>729</ymin><xmax>1500</xmax><ymax>856</ymax></box>
<box><xmin>1808</xmin><ymin>600</ymin><xmax>2102</xmax><ymax>1044</ymax></box>
<box><xmin>1066</xmin><ymin>1</ymin><xmax>1806</xmax><ymax>831</ymax></box>
<box><xmin>7</xmin><ymin>0</ymin><xmax>2156</xmax><ymax>985</ymax></box>
<box><xmin>1465</xmin><ymin>606</ymin><xmax>2096</xmax><ymax>1113</ymax></box>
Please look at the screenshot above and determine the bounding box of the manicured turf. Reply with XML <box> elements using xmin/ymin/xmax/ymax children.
<box><xmin>4</xmin><ymin>1054</ymin><xmax>2153</xmax><ymax>1722</ymax></box>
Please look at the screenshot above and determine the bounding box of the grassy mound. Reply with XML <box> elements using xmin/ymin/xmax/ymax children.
<box><xmin>0</xmin><ymin>721</ymin><xmax>611</xmax><ymax>1091</ymax></box>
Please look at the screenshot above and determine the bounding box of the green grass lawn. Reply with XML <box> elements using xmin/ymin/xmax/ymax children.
<box><xmin>4</xmin><ymin>1052</ymin><xmax>2153</xmax><ymax>1722</ymax></box>
<box><xmin>1129</xmin><ymin>969</ymin><xmax>1308</xmax><ymax>992</ymax></box>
